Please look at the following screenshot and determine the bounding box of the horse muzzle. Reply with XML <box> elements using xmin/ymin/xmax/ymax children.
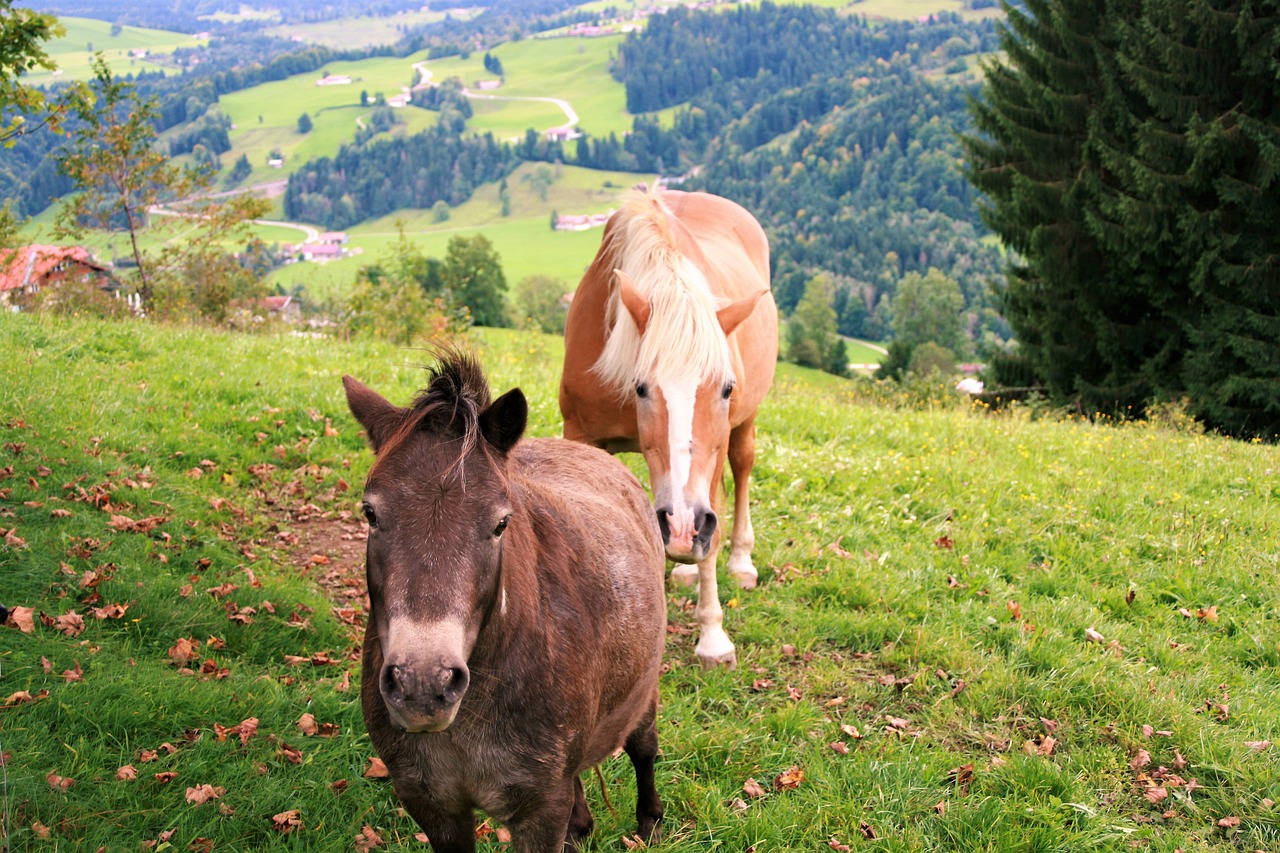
<box><xmin>379</xmin><ymin>658</ymin><xmax>470</xmax><ymax>733</ymax></box>
<box><xmin>657</xmin><ymin>505</ymin><xmax>717</xmax><ymax>564</ymax></box>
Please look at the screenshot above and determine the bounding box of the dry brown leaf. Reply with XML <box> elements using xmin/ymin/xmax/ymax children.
<box><xmin>54</xmin><ymin>612</ymin><xmax>85</xmax><ymax>636</ymax></box>
<box><xmin>154</xmin><ymin>772</ymin><xmax>178</xmax><ymax>783</ymax></box>
<box><xmin>840</xmin><ymin>723</ymin><xmax>862</xmax><ymax>739</ymax></box>
<box><xmin>364</xmin><ymin>757</ymin><xmax>389</xmax><ymax>778</ymax></box>
<box><xmin>1216</xmin><ymin>815</ymin><xmax>1240</xmax><ymax>828</ymax></box>
<box><xmin>271</xmin><ymin>809</ymin><xmax>303</xmax><ymax>833</ymax></box>
<box><xmin>8</xmin><ymin>606</ymin><xmax>35</xmax><ymax>633</ymax></box>
<box><xmin>742</xmin><ymin>777</ymin><xmax>767</xmax><ymax>799</ymax></box>
<box><xmin>185</xmin><ymin>784</ymin><xmax>225</xmax><ymax>805</ymax></box>
<box><xmin>47</xmin><ymin>771</ymin><xmax>75</xmax><ymax>790</ymax></box>
<box><xmin>1243</xmin><ymin>740</ymin><xmax>1271</xmax><ymax>751</ymax></box>
<box><xmin>297</xmin><ymin>713</ymin><xmax>320</xmax><ymax>736</ymax></box>
<box><xmin>773</xmin><ymin>765</ymin><xmax>805</xmax><ymax>791</ymax></box>
<box><xmin>828</xmin><ymin>838</ymin><xmax>852</xmax><ymax>852</ymax></box>
<box><xmin>354</xmin><ymin>825</ymin><xmax>385</xmax><ymax>850</ymax></box>
<box><xmin>1084</xmin><ymin>626</ymin><xmax>1105</xmax><ymax>643</ymax></box>
<box><xmin>1131</xmin><ymin>749</ymin><xmax>1152</xmax><ymax>771</ymax></box>
<box><xmin>829</xmin><ymin>741</ymin><xmax>849</xmax><ymax>755</ymax></box>
<box><xmin>1144</xmin><ymin>786</ymin><xmax>1168</xmax><ymax>803</ymax></box>
<box><xmin>116</xmin><ymin>764</ymin><xmax>138</xmax><ymax>781</ymax></box>
<box><xmin>168</xmin><ymin>637</ymin><xmax>199</xmax><ymax>665</ymax></box>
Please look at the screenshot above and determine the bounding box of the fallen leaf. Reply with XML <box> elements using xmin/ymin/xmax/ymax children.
<box><xmin>1131</xmin><ymin>749</ymin><xmax>1152</xmax><ymax>771</ymax></box>
<box><xmin>47</xmin><ymin>771</ymin><xmax>75</xmax><ymax>790</ymax></box>
<box><xmin>63</xmin><ymin>661</ymin><xmax>83</xmax><ymax>683</ymax></box>
<box><xmin>1144</xmin><ymin>786</ymin><xmax>1168</xmax><ymax>803</ymax></box>
<box><xmin>354</xmin><ymin>825</ymin><xmax>385</xmax><ymax>850</ymax></box>
<box><xmin>116</xmin><ymin>765</ymin><xmax>138</xmax><ymax>781</ymax></box>
<box><xmin>7</xmin><ymin>606</ymin><xmax>34</xmax><ymax>633</ymax></box>
<box><xmin>946</xmin><ymin>763</ymin><xmax>975</xmax><ymax>792</ymax></box>
<box><xmin>297</xmin><ymin>713</ymin><xmax>320</xmax><ymax>736</ymax></box>
<box><xmin>1085</xmin><ymin>627</ymin><xmax>1105</xmax><ymax>643</ymax></box>
<box><xmin>4</xmin><ymin>689</ymin><xmax>48</xmax><ymax>707</ymax></box>
<box><xmin>185</xmin><ymin>784</ymin><xmax>225</xmax><ymax>804</ymax></box>
<box><xmin>168</xmin><ymin>637</ymin><xmax>199</xmax><ymax>666</ymax></box>
<box><xmin>934</xmin><ymin>536</ymin><xmax>954</xmax><ymax>550</ymax></box>
<box><xmin>742</xmin><ymin>778</ymin><xmax>767</xmax><ymax>799</ymax></box>
<box><xmin>773</xmin><ymin>765</ymin><xmax>805</xmax><ymax>790</ymax></box>
<box><xmin>271</xmin><ymin>810</ymin><xmax>303</xmax><ymax>833</ymax></box>
<box><xmin>1216</xmin><ymin>815</ymin><xmax>1240</xmax><ymax>828</ymax></box>
<box><xmin>364</xmin><ymin>757</ymin><xmax>389</xmax><ymax>778</ymax></box>
<box><xmin>933</xmin><ymin>800</ymin><xmax>946</xmax><ymax>815</ymax></box>
<box><xmin>154</xmin><ymin>772</ymin><xmax>178</xmax><ymax>783</ymax></box>
<box><xmin>828</xmin><ymin>837</ymin><xmax>852</xmax><ymax>852</ymax></box>
<box><xmin>859</xmin><ymin>821</ymin><xmax>878</xmax><ymax>839</ymax></box>
<box><xmin>829</xmin><ymin>741</ymin><xmax>849</xmax><ymax>755</ymax></box>
<box><xmin>840</xmin><ymin>724</ymin><xmax>862</xmax><ymax>739</ymax></box>
<box><xmin>1243</xmin><ymin>740</ymin><xmax>1270</xmax><ymax>751</ymax></box>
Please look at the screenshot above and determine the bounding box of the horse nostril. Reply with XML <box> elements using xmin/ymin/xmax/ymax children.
<box><xmin>437</xmin><ymin>665</ymin><xmax>469</xmax><ymax>705</ymax></box>
<box><xmin>695</xmin><ymin>510</ymin><xmax>717</xmax><ymax>543</ymax></box>
<box><xmin>381</xmin><ymin>663</ymin><xmax>406</xmax><ymax>702</ymax></box>
<box><xmin>655</xmin><ymin>509</ymin><xmax>671</xmax><ymax>545</ymax></box>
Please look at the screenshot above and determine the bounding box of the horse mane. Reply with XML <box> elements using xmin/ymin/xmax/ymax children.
<box><xmin>592</xmin><ymin>184</ymin><xmax>733</xmax><ymax>396</ymax></box>
<box><xmin>385</xmin><ymin>347</ymin><xmax>492</xmax><ymax>462</ymax></box>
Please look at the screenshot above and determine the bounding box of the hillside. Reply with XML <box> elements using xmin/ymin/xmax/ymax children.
<box><xmin>3</xmin><ymin>313</ymin><xmax>1279</xmax><ymax>850</ymax></box>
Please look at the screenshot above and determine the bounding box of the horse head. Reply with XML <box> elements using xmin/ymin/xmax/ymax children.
<box><xmin>344</xmin><ymin>353</ymin><xmax>526</xmax><ymax>733</ymax></box>
<box><xmin>605</xmin><ymin>266</ymin><xmax>768</xmax><ymax>564</ymax></box>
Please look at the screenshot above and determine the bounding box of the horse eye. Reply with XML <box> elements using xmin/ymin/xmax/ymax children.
<box><xmin>635</xmin><ymin>382</ymin><xmax>649</xmax><ymax>400</ymax></box>
<box><xmin>363</xmin><ymin>503</ymin><xmax>378</xmax><ymax>529</ymax></box>
<box><xmin>722</xmin><ymin>382</ymin><xmax>735</xmax><ymax>400</ymax></box>
<box><xmin>493</xmin><ymin>515</ymin><xmax>510</xmax><ymax>537</ymax></box>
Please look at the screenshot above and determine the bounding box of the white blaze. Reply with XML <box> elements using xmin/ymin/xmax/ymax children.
<box><xmin>661</xmin><ymin>375</ymin><xmax>698</xmax><ymax>541</ymax></box>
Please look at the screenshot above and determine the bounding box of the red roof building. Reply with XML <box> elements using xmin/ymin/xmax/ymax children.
<box><xmin>0</xmin><ymin>244</ymin><xmax>113</xmax><ymax>304</ymax></box>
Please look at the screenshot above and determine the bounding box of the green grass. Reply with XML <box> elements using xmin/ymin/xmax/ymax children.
<box><xmin>268</xmin><ymin>161</ymin><xmax>648</xmax><ymax>302</ymax></box>
<box><xmin>3</xmin><ymin>312</ymin><xmax>1279</xmax><ymax>850</ymax></box>
<box><xmin>262</xmin><ymin>8</ymin><xmax>480</xmax><ymax>49</ymax></box>
<box><xmin>23</xmin><ymin>17</ymin><xmax>206</xmax><ymax>84</ymax></box>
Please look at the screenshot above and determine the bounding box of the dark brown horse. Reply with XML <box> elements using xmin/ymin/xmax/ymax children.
<box><xmin>560</xmin><ymin>185</ymin><xmax>778</xmax><ymax>669</ymax></box>
<box><xmin>343</xmin><ymin>350</ymin><xmax>667</xmax><ymax>852</ymax></box>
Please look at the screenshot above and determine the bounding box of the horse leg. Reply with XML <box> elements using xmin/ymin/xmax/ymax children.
<box><xmin>693</xmin><ymin>458</ymin><xmax>735</xmax><ymax>668</ymax></box>
<box><xmin>393</xmin><ymin>783</ymin><xmax>476</xmax><ymax>853</ymax></box>
<box><xmin>506</xmin><ymin>779</ymin><xmax>576</xmax><ymax>853</ymax></box>
<box><xmin>726</xmin><ymin>418</ymin><xmax>759</xmax><ymax>590</ymax></box>
<box><xmin>624</xmin><ymin>697</ymin><xmax>664</xmax><ymax>843</ymax></box>
<box><xmin>566</xmin><ymin>775</ymin><xmax>595</xmax><ymax>848</ymax></box>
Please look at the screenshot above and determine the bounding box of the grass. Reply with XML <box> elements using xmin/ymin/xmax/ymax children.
<box><xmin>23</xmin><ymin>17</ymin><xmax>206</xmax><ymax>85</ymax></box>
<box><xmin>3</xmin><ymin>312</ymin><xmax>1279</xmax><ymax>851</ymax></box>
<box><xmin>261</xmin><ymin>8</ymin><xmax>480</xmax><ymax>50</ymax></box>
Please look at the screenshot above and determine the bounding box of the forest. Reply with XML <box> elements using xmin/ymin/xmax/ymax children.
<box><xmin>286</xmin><ymin>3</ymin><xmax>1008</xmax><ymax>345</ymax></box>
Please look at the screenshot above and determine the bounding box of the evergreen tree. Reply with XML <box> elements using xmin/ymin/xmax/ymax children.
<box><xmin>297</xmin><ymin>112</ymin><xmax>312</xmax><ymax>134</ymax></box>
<box><xmin>965</xmin><ymin>0</ymin><xmax>1280</xmax><ymax>435</ymax></box>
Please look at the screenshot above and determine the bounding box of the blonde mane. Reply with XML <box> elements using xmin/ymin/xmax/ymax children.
<box><xmin>593</xmin><ymin>186</ymin><xmax>733</xmax><ymax>396</ymax></box>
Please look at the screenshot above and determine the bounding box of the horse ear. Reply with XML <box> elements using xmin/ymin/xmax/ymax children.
<box><xmin>343</xmin><ymin>375</ymin><xmax>406</xmax><ymax>454</ymax></box>
<box><xmin>479</xmin><ymin>387</ymin><xmax>527</xmax><ymax>455</ymax></box>
<box><xmin>717</xmin><ymin>287</ymin><xmax>769</xmax><ymax>336</ymax></box>
<box><xmin>615</xmin><ymin>269</ymin><xmax>650</xmax><ymax>334</ymax></box>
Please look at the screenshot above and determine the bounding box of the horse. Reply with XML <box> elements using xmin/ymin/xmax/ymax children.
<box><xmin>343</xmin><ymin>350</ymin><xmax>667</xmax><ymax>853</ymax></box>
<box><xmin>560</xmin><ymin>185</ymin><xmax>778</xmax><ymax>669</ymax></box>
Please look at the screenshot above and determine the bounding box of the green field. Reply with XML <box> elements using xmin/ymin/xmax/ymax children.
<box><xmin>3</xmin><ymin>313</ymin><xmax>1280</xmax><ymax>850</ymax></box>
<box><xmin>262</xmin><ymin>8</ymin><xmax>479</xmax><ymax>49</ymax></box>
<box><xmin>268</xmin><ymin>161</ymin><xmax>650</xmax><ymax>302</ymax></box>
<box><xmin>22</xmin><ymin>17</ymin><xmax>206</xmax><ymax>84</ymax></box>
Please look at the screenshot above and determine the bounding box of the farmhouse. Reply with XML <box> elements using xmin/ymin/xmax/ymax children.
<box><xmin>546</xmin><ymin>124</ymin><xmax>581</xmax><ymax>142</ymax></box>
<box><xmin>301</xmin><ymin>243</ymin><xmax>344</xmax><ymax>261</ymax></box>
<box><xmin>386</xmin><ymin>93</ymin><xmax>411</xmax><ymax>108</ymax></box>
<box><xmin>317</xmin><ymin>232</ymin><xmax>348</xmax><ymax>245</ymax></box>
<box><xmin>554</xmin><ymin>212</ymin><xmax>613</xmax><ymax>231</ymax></box>
<box><xmin>316</xmin><ymin>74</ymin><xmax>352</xmax><ymax>86</ymax></box>
<box><xmin>0</xmin><ymin>244</ymin><xmax>112</xmax><ymax>306</ymax></box>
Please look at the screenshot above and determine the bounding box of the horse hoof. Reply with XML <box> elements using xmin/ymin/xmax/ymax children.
<box><xmin>731</xmin><ymin>571</ymin><xmax>758</xmax><ymax>591</ymax></box>
<box><xmin>669</xmin><ymin>565</ymin><xmax>698</xmax><ymax>588</ymax></box>
<box><xmin>697</xmin><ymin>648</ymin><xmax>737</xmax><ymax>670</ymax></box>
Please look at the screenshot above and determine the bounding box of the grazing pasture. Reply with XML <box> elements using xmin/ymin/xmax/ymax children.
<box><xmin>20</xmin><ymin>17</ymin><xmax>205</xmax><ymax>85</ymax></box>
<box><xmin>2</xmin><ymin>314</ymin><xmax>1278</xmax><ymax>851</ymax></box>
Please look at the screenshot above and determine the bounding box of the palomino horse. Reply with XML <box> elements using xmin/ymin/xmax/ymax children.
<box><xmin>560</xmin><ymin>185</ymin><xmax>778</xmax><ymax>669</ymax></box>
<box><xmin>344</xmin><ymin>350</ymin><xmax>667</xmax><ymax>852</ymax></box>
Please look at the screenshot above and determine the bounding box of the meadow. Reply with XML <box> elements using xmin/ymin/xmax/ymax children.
<box><xmin>2</xmin><ymin>313</ymin><xmax>1278</xmax><ymax>851</ymax></box>
<box><xmin>22</xmin><ymin>17</ymin><xmax>205</xmax><ymax>85</ymax></box>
